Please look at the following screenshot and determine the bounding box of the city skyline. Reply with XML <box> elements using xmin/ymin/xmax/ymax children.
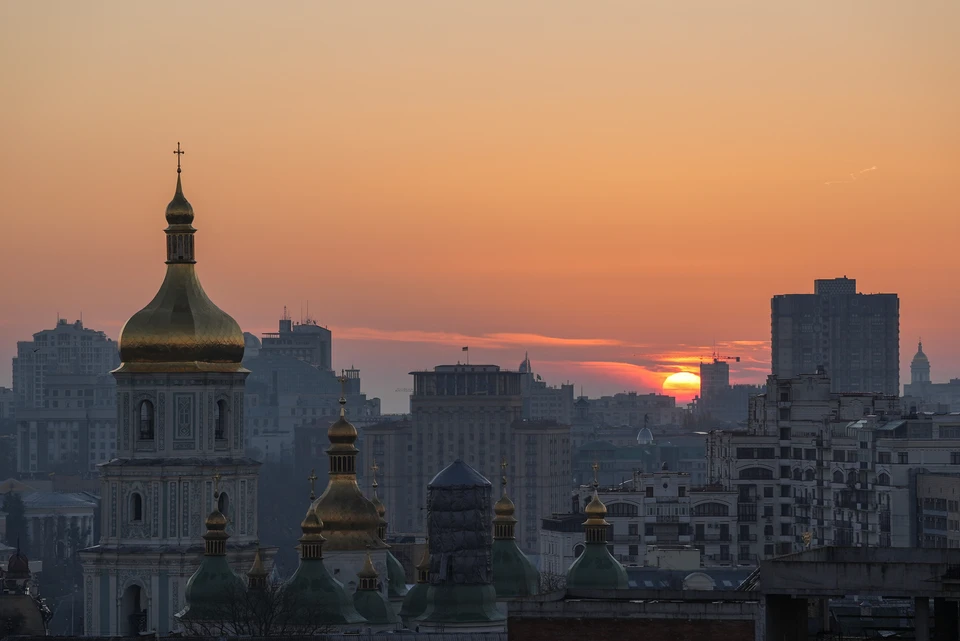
<box><xmin>2</xmin><ymin>1</ymin><xmax>958</xmax><ymax>413</ymax></box>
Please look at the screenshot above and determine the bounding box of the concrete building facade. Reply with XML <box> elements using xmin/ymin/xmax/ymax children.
<box><xmin>771</xmin><ymin>277</ymin><xmax>899</xmax><ymax>396</ymax></box>
<box><xmin>360</xmin><ymin>364</ymin><xmax>570</xmax><ymax>553</ymax></box>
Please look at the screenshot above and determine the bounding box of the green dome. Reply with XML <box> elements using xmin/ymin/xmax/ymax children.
<box><xmin>492</xmin><ymin>539</ymin><xmax>540</xmax><ymax>598</ymax></box>
<box><xmin>284</xmin><ymin>558</ymin><xmax>366</xmax><ymax>625</ymax></box>
<box><xmin>566</xmin><ymin>544</ymin><xmax>628</xmax><ymax>590</ymax></box>
<box><xmin>417</xmin><ymin>584</ymin><xmax>504</xmax><ymax>625</ymax></box>
<box><xmin>399</xmin><ymin>583</ymin><xmax>429</xmax><ymax>624</ymax></box>
<box><xmin>386</xmin><ymin>550</ymin><xmax>408</xmax><ymax>598</ymax></box>
<box><xmin>181</xmin><ymin>556</ymin><xmax>245</xmax><ymax>619</ymax></box>
<box><xmin>353</xmin><ymin>587</ymin><xmax>399</xmax><ymax>625</ymax></box>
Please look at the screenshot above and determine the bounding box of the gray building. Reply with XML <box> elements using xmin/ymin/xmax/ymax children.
<box><xmin>363</xmin><ymin>364</ymin><xmax>570</xmax><ymax>554</ymax></box>
<box><xmin>771</xmin><ymin>277</ymin><xmax>899</xmax><ymax>396</ymax></box>
<box><xmin>12</xmin><ymin>320</ymin><xmax>119</xmax><ymax>474</ymax></box>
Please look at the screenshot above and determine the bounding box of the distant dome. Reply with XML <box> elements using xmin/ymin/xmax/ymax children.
<box><xmin>243</xmin><ymin>332</ymin><xmax>262</xmax><ymax>350</ymax></box>
<box><xmin>6</xmin><ymin>551</ymin><xmax>30</xmax><ymax>579</ymax></box>
<box><xmin>637</xmin><ymin>427</ymin><xmax>654</xmax><ymax>445</ymax></box>
<box><xmin>912</xmin><ymin>341</ymin><xmax>929</xmax><ymax>366</ymax></box>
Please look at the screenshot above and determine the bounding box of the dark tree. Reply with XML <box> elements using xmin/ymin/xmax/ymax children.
<box><xmin>2</xmin><ymin>492</ymin><xmax>27</xmax><ymax>554</ymax></box>
<box><xmin>176</xmin><ymin>579</ymin><xmax>334</xmax><ymax>637</ymax></box>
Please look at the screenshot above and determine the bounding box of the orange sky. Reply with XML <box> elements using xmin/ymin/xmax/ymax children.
<box><xmin>1</xmin><ymin>2</ymin><xmax>958</xmax><ymax>412</ymax></box>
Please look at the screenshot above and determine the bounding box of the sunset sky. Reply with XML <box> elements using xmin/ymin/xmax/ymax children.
<box><xmin>1</xmin><ymin>2</ymin><xmax>958</xmax><ymax>412</ymax></box>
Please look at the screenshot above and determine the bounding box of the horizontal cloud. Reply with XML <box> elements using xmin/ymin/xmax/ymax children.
<box><xmin>330</xmin><ymin>326</ymin><xmax>633</xmax><ymax>349</ymax></box>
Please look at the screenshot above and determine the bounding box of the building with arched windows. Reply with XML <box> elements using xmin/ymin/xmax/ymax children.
<box><xmin>79</xmin><ymin>161</ymin><xmax>270</xmax><ymax>636</ymax></box>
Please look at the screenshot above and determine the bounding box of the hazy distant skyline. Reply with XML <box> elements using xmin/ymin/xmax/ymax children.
<box><xmin>1</xmin><ymin>1</ymin><xmax>958</xmax><ymax>413</ymax></box>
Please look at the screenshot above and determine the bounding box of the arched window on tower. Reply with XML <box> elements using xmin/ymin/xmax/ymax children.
<box><xmin>139</xmin><ymin>401</ymin><xmax>155</xmax><ymax>440</ymax></box>
<box><xmin>131</xmin><ymin>493</ymin><xmax>143</xmax><ymax>522</ymax></box>
<box><xmin>833</xmin><ymin>470</ymin><xmax>844</xmax><ymax>484</ymax></box>
<box><xmin>215</xmin><ymin>400</ymin><xmax>227</xmax><ymax>441</ymax></box>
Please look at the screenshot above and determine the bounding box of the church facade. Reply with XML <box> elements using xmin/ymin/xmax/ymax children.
<box><xmin>80</xmin><ymin>154</ymin><xmax>264</xmax><ymax>636</ymax></box>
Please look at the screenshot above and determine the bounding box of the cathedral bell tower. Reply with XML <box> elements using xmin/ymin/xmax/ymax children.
<box><xmin>80</xmin><ymin>146</ymin><xmax>267</xmax><ymax>636</ymax></box>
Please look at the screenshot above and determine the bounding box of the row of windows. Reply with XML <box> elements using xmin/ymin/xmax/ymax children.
<box><xmin>138</xmin><ymin>400</ymin><xmax>229</xmax><ymax>441</ymax></box>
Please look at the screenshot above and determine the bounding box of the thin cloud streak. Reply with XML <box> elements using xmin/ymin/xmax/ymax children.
<box><xmin>825</xmin><ymin>165</ymin><xmax>877</xmax><ymax>186</ymax></box>
<box><xmin>330</xmin><ymin>326</ymin><xmax>635</xmax><ymax>349</ymax></box>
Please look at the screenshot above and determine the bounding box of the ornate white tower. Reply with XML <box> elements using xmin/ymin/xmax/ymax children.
<box><xmin>80</xmin><ymin>148</ymin><xmax>264</xmax><ymax>636</ymax></box>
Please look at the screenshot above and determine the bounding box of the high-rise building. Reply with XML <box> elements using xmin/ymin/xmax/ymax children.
<box><xmin>13</xmin><ymin>319</ymin><xmax>119</xmax><ymax>410</ymax></box>
<box><xmin>80</xmin><ymin>162</ymin><xmax>264</xmax><ymax>636</ymax></box>
<box><xmin>12</xmin><ymin>320</ymin><xmax>120</xmax><ymax>475</ymax></box>
<box><xmin>258</xmin><ymin>310</ymin><xmax>332</xmax><ymax>370</ymax></box>
<box><xmin>361</xmin><ymin>364</ymin><xmax>571</xmax><ymax>553</ymax></box>
<box><xmin>771</xmin><ymin>277</ymin><xmax>899</xmax><ymax>395</ymax></box>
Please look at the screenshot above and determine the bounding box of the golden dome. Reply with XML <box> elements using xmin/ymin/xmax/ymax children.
<box><xmin>494</xmin><ymin>492</ymin><xmax>516</xmax><ymax>519</ymax></box>
<box><xmin>205</xmin><ymin>508</ymin><xmax>228</xmax><ymax>531</ymax></box>
<box><xmin>248</xmin><ymin>548</ymin><xmax>267</xmax><ymax>578</ymax></box>
<box><xmin>312</xmin><ymin>393</ymin><xmax>386</xmax><ymax>551</ymax></box>
<box><xmin>583</xmin><ymin>490</ymin><xmax>609</xmax><ymax>526</ymax></box>
<box><xmin>117</xmin><ymin>169</ymin><xmax>245</xmax><ymax>373</ymax></box>
<box><xmin>165</xmin><ymin>174</ymin><xmax>194</xmax><ymax>225</ymax></box>
<box><xmin>358</xmin><ymin>552</ymin><xmax>379</xmax><ymax>580</ymax></box>
<box><xmin>328</xmin><ymin>416</ymin><xmax>359</xmax><ymax>447</ymax></box>
<box><xmin>300</xmin><ymin>506</ymin><xmax>325</xmax><ymax>540</ymax></box>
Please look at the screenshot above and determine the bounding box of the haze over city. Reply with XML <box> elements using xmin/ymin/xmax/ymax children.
<box><xmin>2</xmin><ymin>1</ymin><xmax>958</xmax><ymax>412</ymax></box>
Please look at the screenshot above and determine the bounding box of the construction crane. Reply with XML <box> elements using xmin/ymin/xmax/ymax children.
<box><xmin>700</xmin><ymin>352</ymin><xmax>740</xmax><ymax>363</ymax></box>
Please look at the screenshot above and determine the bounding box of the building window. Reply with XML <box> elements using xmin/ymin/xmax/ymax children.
<box><xmin>139</xmin><ymin>401</ymin><xmax>155</xmax><ymax>440</ymax></box>
<box><xmin>833</xmin><ymin>470</ymin><xmax>844</xmax><ymax>483</ymax></box>
<box><xmin>898</xmin><ymin>452</ymin><xmax>908</xmax><ymax>465</ymax></box>
<box><xmin>131</xmin><ymin>493</ymin><xmax>143</xmax><ymax>521</ymax></box>
<box><xmin>951</xmin><ymin>452</ymin><xmax>960</xmax><ymax>465</ymax></box>
<box><xmin>877</xmin><ymin>473</ymin><xmax>890</xmax><ymax>486</ymax></box>
<box><xmin>215</xmin><ymin>400</ymin><xmax>227</xmax><ymax>441</ymax></box>
<box><xmin>628</xmin><ymin>544</ymin><xmax>639</xmax><ymax>556</ymax></box>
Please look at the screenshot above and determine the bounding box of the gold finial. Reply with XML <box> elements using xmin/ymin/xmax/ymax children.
<box><xmin>173</xmin><ymin>142</ymin><xmax>184</xmax><ymax>174</ymax></box>
<box><xmin>500</xmin><ymin>458</ymin><xmax>508</xmax><ymax>492</ymax></box>
<box><xmin>591</xmin><ymin>461</ymin><xmax>600</xmax><ymax>488</ymax></box>
<box><xmin>308</xmin><ymin>468</ymin><xmax>318</xmax><ymax>501</ymax></box>
<box><xmin>371</xmin><ymin>459</ymin><xmax>380</xmax><ymax>490</ymax></box>
<box><xmin>213</xmin><ymin>470</ymin><xmax>222</xmax><ymax>498</ymax></box>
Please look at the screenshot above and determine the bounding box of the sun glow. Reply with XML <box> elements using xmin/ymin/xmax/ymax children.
<box><xmin>662</xmin><ymin>371</ymin><xmax>701</xmax><ymax>401</ymax></box>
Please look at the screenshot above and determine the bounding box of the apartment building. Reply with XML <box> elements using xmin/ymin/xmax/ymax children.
<box><xmin>708</xmin><ymin>371</ymin><xmax>960</xmax><ymax>560</ymax></box>
<box><xmin>540</xmin><ymin>470</ymin><xmax>740</xmax><ymax>573</ymax></box>
<box><xmin>360</xmin><ymin>364</ymin><xmax>571</xmax><ymax>554</ymax></box>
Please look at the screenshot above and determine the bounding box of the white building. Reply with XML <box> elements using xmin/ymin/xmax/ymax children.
<box><xmin>540</xmin><ymin>470</ymin><xmax>739</xmax><ymax>574</ymax></box>
<box><xmin>708</xmin><ymin>371</ymin><xmax>960</xmax><ymax>561</ymax></box>
<box><xmin>80</xmin><ymin>166</ymin><xmax>265</xmax><ymax>636</ymax></box>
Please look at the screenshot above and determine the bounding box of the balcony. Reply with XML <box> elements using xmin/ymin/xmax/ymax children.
<box><xmin>693</xmin><ymin>532</ymin><xmax>731</xmax><ymax>542</ymax></box>
<box><xmin>655</xmin><ymin>515</ymin><xmax>680</xmax><ymax>524</ymax></box>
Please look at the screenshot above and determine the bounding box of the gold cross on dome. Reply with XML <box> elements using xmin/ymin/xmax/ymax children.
<box><xmin>173</xmin><ymin>142</ymin><xmax>184</xmax><ymax>173</ymax></box>
<box><xmin>591</xmin><ymin>461</ymin><xmax>599</xmax><ymax>487</ymax></box>
<box><xmin>371</xmin><ymin>459</ymin><xmax>380</xmax><ymax>489</ymax></box>
<box><xmin>500</xmin><ymin>458</ymin><xmax>508</xmax><ymax>490</ymax></box>
<box><xmin>213</xmin><ymin>470</ymin><xmax>222</xmax><ymax>497</ymax></box>
<box><xmin>308</xmin><ymin>468</ymin><xmax>318</xmax><ymax>500</ymax></box>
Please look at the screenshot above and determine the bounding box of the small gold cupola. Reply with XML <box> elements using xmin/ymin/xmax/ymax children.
<box><xmin>493</xmin><ymin>459</ymin><xmax>517</xmax><ymax>540</ymax></box>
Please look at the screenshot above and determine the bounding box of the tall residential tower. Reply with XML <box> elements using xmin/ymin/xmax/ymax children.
<box><xmin>771</xmin><ymin>277</ymin><xmax>899</xmax><ymax>395</ymax></box>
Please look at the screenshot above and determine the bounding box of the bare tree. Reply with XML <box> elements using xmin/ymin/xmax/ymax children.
<box><xmin>176</xmin><ymin>579</ymin><xmax>335</xmax><ymax>637</ymax></box>
<box><xmin>539</xmin><ymin>571</ymin><xmax>567</xmax><ymax>593</ymax></box>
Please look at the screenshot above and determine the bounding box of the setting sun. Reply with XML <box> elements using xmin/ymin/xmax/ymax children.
<box><xmin>662</xmin><ymin>371</ymin><xmax>701</xmax><ymax>402</ymax></box>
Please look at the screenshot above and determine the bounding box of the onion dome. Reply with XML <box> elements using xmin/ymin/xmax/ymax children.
<box><xmin>311</xmin><ymin>390</ymin><xmax>385</xmax><ymax>552</ymax></box>
<box><xmin>180</xmin><ymin>501</ymin><xmax>245</xmax><ymax>621</ymax></box>
<box><xmin>6</xmin><ymin>548</ymin><xmax>30</xmax><ymax>581</ymax></box>
<box><xmin>399</xmin><ymin>544</ymin><xmax>431</xmax><ymax>624</ymax></box>
<box><xmin>492</xmin><ymin>471</ymin><xmax>539</xmax><ymax>598</ymax></box>
<box><xmin>353</xmin><ymin>553</ymin><xmax>399</xmax><ymax>628</ymax></box>
<box><xmin>283</xmin><ymin>503</ymin><xmax>366</xmax><ymax>626</ymax></box>
<box><xmin>247</xmin><ymin>547</ymin><xmax>268</xmax><ymax>590</ymax></box>
<box><xmin>566</xmin><ymin>487</ymin><xmax>627</xmax><ymax>590</ymax></box>
<box><xmin>117</xmin><ymin>162</ymin><xmax>245</xmax><ymax>373</ymax></box>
